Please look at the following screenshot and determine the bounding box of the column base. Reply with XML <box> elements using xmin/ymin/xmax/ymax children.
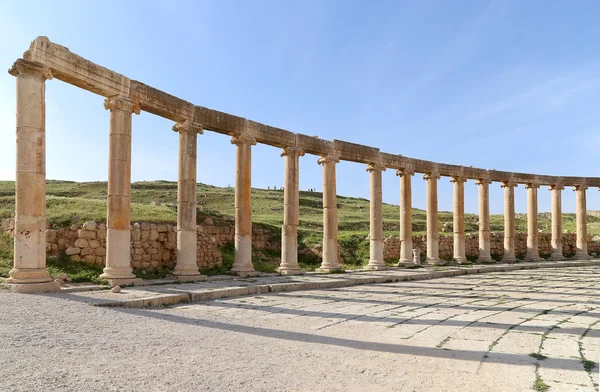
<box><xmin>4</xmin><ymin>280</ymin><xmax>61</xmax><ymax>293</ymax></box>
<box><xmin>524</xmin><ymin>256</ymin><xmax>541</xmax><ymax>262</ymax></box>
<box><xmin>453</xmin><ymin>257</ymin><xmax>467</xmax><ymax>264</ymax></box>
<box><xmin>425</xmin><ymin>257</ymin><xmax>441</xmax><ymax>265</ymax></box>
<box><xmin>501</xmin><ymin>256</ymin><xmax>517</xmax><ymax>264</ymax></box>
<box><xmin>550</xmin><ymin>253</ymin><xmax>564</xmax><ymax>261</ymax></box>
<box><xmin>235</xmin><ymin>271</ymin><xmax>262</xmax><ymax>278</ymax></box>
<box><xmin>278</xmin><ymin>268</ymin><xmax>305</xmax><ymax>276</ymax></box>
<box><xmin>174</xmin><ymin>274</ymin><xmax>207</xmax><ymax>282</ymax></box>
<box><xmin>6</xmin><ymin>267</ymin><xmax>52</xmax><ymax>284</ymax></box>
<box><xmin>173</xmin><ymin>266</ymin><xmax>203</xmax><ymax>277</ymax></box>
<box><xmin>477</xmin><ymin>256</ymin><xmax>495</xmax><ymax>263</ymax></box>
<box><xmin>574</xmin><ymin>252</ymin><xmax>592</xmax><ymax>260</ymax></box>
<box><xmin>366</xmin><ymin>261</ymin><xmax>387</xmax><ymax>270</ymax></box>
<box><xmin>100</xmin><ymin>267</ymin><xmax>135</xmax><ymax>280</ymax></box>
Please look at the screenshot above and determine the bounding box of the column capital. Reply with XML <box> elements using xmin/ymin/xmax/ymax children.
<box><xmin>501</xmin><ymin>181</ymin><xmax>518</xmax><ymax>188</ymax></box>
<box><xmin>548</xmin><ymin>184</ymin><xmax>565</xmax><ymax>191</ymax></box>
<box><xmin>423</xmin><ymin>172</ymin><xmax>440</xmax><ymax>181</ymax></box>
<box><xmin>396</xmin><ymin>167</ymin><xmax>414</xmax><ymax>177</ymax></box>
<box><xmin>317</xmin><ymin>153</ymin><xmax>340</xmax><ymax>166</ymax></box>
<box><xmin>280</xmin><ymin>146</ymin><xmax>305</xmax><ymax>158</ymax></box>
<box><xmin>450</xmin><ymin>176</ymin><xmax>467</xmax><ymax>184</ymax></box>
<box><xmin>104</xmin><ymin>96</ymin><xmax>140</xmax><ymax>114</ymax></box>
<box><xmin>475</xmin><ymin>178</ymin><xmax>492</xmax><ymax>186</ymax></box>
<box><xmin>573</xmin><ymin>185</ymin><xmax>588</xmax><ymax>191</ymax></box>
<box><xmin>8</xmin><ymin>58</ymin><xmax>53</xmax><ymax>80</ymax></box>
<box><xmin>230</xmin><ymin>133</ymin><xmax>257</xmax><ymax>146</ymax></box>
<box><xmin>172</xmin><ymin>120</ymin><xmax>203</xmax><ymax>134</ymax></box>
<box><xmin>525</xmin><ymin>183</ymin><xmax>540</xmax><ymax>190</ymax></box>
<box><xmin>366</xmin><ymin>163</ymin><xmax>386</xmax><ymax>173</ymax></box>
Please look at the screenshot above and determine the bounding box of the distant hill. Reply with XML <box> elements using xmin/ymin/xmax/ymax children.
<box><xmin>1</xmin><ymin>180</ymin><xmax>599</xmax><ymax>246</ymax></box>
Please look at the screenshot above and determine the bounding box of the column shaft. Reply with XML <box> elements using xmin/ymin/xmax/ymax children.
<box><xmin>525</xmin><ymin>184</ymin><xmax>540</xmax><ymax>261</ymax></box>
<box><xmin>367</xmin><ymin>164</ymin><xmax>386</xmax><ymax>270</ymax></box>
<box><xmin>397</xmin><ymin>169</ymin><xmax>414</xmax><ymax>264</ymax></box>
<box><xmin>173</xmin><ymin>121</ymin><xmax>205</xmax><ymax>279</ymax></box>
<box><xmin>231</xmin><ymin>134</ymin><xmax>256</xmax><ymax>273</ymax></box>
<box><xmin>451</xmin><ymin>177</ymin><xmax>466</xmax><ymax>263</ymax></box>
<box><xmin>317</xmin><ymin>155</ymin><xmax>341</xmax><ymax>272</ymax></box>
<box><xmin>476</xmin><ymin>179</ymin><xmax>493</xmax><ymax>262</ymax></box>
<box><xmin>501</xmin><ymin>182</ymin><xmax>517</xmax><ymax>262</ymax></box>
<box><xmin>279</xmin><ymin>147</ymin><xmax>304</xmax><ymax>275</ymax></box>
<box><xmin>6</xmin><ymin>59</ymin><xmax>55</xmax><ymax>290</ymax></box>
<box><xmin>549</xmin><ymin>185</ymin><xmax>564</xmax><ymax>260</ymax></box>
<box><xmin>574</xmin><ymin>185</ymin><xmax>590</xmax><ymax>259</ymax></box>
<box><xmin>101</xmin><ymin>96</ymin><xmax>137</xmax><ymax>284</ymax></box>
<box><xmin>425</xmin><ymin>172</ymin><xmax>441</xmax><ymax>264</ymax></box>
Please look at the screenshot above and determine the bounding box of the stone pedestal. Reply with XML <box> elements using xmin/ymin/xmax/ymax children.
<box><xmin>100</xmin><ymin>96</ymin><xmax>138</xmax><ymax>286</ymax></box>
<box><xmin>316</xmin><ymin>154</ymin><xmax>341</xmax><ymax>273</ymax></box>
<box><xmin>501</xmin><ymin>182</ymin><xmax>517</xmax><ymax>263</ymax></box>
<box><xmin>279</xmin><ymin>147</ymin><xmax>305</xmax><ymax>275</ymax></box>
<box><xmin>574</xmin><ymin>185</ymin><xmax>591</xmax><ymax>260</ymax></box>
<box><xmin>173</xmin><ymin>121</ymin><xmax>206</xmax><ymax>281</ymax></box>
<box><xmin>231</xmin><ymin>134</ymin><xmax>257</xmax><ymax>274</ymax></box>
<box><xmin>549</xmin><ymin>185</ymin><xmax>564</xmax><ymax>260</ymax></box>
<box><xmin>5</xmin><ymin>59</ymin><xmax>58</xmax><ymax>293</ymax></box>
<box><xmin>525</xmin><ymin>183</ymin><xmax>541</xmax><ymax>262</ymax></box>
<box><xmin>424</xmin><ymin>172</ymin><xmax>441</xmax><ymax>264</ymax></box>
<box><xmin>366</xmin><ymin>163</ymin><xmax>387</xmax><ymax>270</ymax></box>
<box><xmin>451</xmin><ymin>176</ymin><xmax>467</xmax><ymax>263</ymax></box>
<box><xmin>476</xmin><ymin>179</ymin><xmax>493</xmax><ymax>263</ymax></box>
<box><xmin>397</xmin><ymin>168</ymin><xmax>415</xmax><ymax>266</ymax></box>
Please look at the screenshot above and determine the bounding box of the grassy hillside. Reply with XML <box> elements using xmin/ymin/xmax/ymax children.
<box><xmin>1</xmin><ymin>180</ymin><xmax>600</xmax><ymax>247</ymax></box>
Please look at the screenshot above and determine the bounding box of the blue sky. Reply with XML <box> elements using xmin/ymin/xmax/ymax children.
<box><xmin>1</xmin><ymin>0</ymin><xmax>599</xmax><ymax>214</ymax></box>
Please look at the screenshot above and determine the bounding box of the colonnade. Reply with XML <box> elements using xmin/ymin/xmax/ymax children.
<box><xmin>5</xmin><ymin>50</ymin><xmax>596</xmax><ymax>292</ymax></box>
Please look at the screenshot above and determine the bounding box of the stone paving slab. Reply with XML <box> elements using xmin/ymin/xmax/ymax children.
<box><xmin>58</xmin><ymin>260</ymin><xmax>600</xmax><ymax>309</ymax></box>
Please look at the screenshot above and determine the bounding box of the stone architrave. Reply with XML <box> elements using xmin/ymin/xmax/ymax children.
<box><xmin>574</xmin><ymin>185</ymin><xmax>591</xmax><ymax>260</ymax></box>
<box><xmin>100</xmin><ymin>96</ymin><xmax>139</xmax><ymax>286</ymax></box>
<box><xmin>397</xmin><ymin>168</ymin><xmax>415</xmax><ymax>266</ymax></box>
<box><xmin>549</xmin><ymin>184</ymin><xmax>565</xmax><ymax>260</ymax></box>
<box><xmin>450</xmin><ymin>176</ymin><xmax>467</xmax><ymax>263</ymax></box>
<box><xmin>279</xmin><ymin>146</ymin><xmax>305</xmax><ymax>275</ymax></box>
<box><xmin>424</xmin><ymin>172</ymin><xmax>441</xmax><ymax>264</ymax></box>
<box><xmin>5</xmin><ymin>59</ymin><xmax>58</xmax><ymax>293</ymax></box>
<box><xmin>476</xmin><ymin>178</ymin><xmax>493</xmax><ymax>263</ymax></box>
<box><xmin>524</xmin><ymin>183</ymin><xmax>541</xmax><ymax>261</ymax></box>
<box><xmin>366</xmin><ymin>163</ymin><xmax>387</xmax><ymax>270</ymax></box>
<box><xmin>316</xmin><ymin>153</ymin><xmax>342</xmax><ymax>273</ymax></box>
<box><xmin>230</xmin><ymin>134</ymin><xmax>257</xmax><ymax>275</ymax></box>
<box><xmin>501</xmin><ymin>182</ymin><xmax>518</xmax><ymax>262</ymax></box>
<box><xmin>172</xmin><ymin>120</ymin><xmax>206</xmax><ymax>281</ymax></box>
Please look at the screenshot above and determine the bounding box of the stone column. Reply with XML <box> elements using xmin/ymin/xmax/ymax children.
<box><xmin>100</xmin><ymin>96</ymin><xmax>138</xmax><ymax>286</ymax></box>
<box><xmin>397</xmin><ymin>168</ymin><xmax>415</xmax><ymax>265</ymax></box>
<box><xmin>501</xmin><ymin>182</ymin><xmax>517</xmax><ymax>262</ymax></box>
<box><xmin>525</xmin><ymin>183</ymin><xmax>541</xmax><ymax>261</ymax></box>
<box><xmin>574</xmin><ymin>185</ymin><xmax>591</xmax><ymax>259</ymax></box>
<box><xmin>230</xmin><ymin>134</ymin><xmax>257</xmax><ymax>275</ymax></box>
<box><xmin>5</xmin><ymin>59</ymin><xmax>57</xmax><ymax>292</ymax></box>
<box><xmin>476</xmin><ymin>178</ymin><xmax>493</xmax><ymax>263</ymax></box>
<box><xmin>549</xmin><ymin>184</ymin><xmax>564</xmax><ymax>260</ymax></box>
<box><xmin>424</xmin><ymin>172</ymin><xmax>441</xmax><ymax>264</ymax></box>
<box><xmin>316</xmin><ymin>154</ymin><xmax>341</xmax><ymax>273</ymax></box>
<box><xmin>172</xmin><ymin>121</ymin><xmax>206</xmax><ymax>280</ymax></box>
<box><xmin>279</xmin><ymin>146</ymin><xmax>305</xmax><ymax>275</ymax></box>
<box><xmin>450</xmin><ymin>176</ymin><xmax>467</xmax><ymax>263</ymax></box>
<box><xmin>366</xmin><ymin>163</ymin><xmax>386</xmax><ymax>270</ymax></box>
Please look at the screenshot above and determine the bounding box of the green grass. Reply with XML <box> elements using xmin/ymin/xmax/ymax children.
<box><xmin>533</xmin><ymin>376</ymin><xmax>549</xmax><ymax>391</ymax></box>
<box><xmin>3</xmin><ymin>180</ymin><xmax>598</xmax><ymax>250</ymax></box>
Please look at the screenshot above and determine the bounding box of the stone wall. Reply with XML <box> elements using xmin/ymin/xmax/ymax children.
<box><xmin>1</xmin><ymin>216</ymin><xmax>277</xmax><ymax>271</ymax></box>
<box><xmin>383</xmin><ymin>232</ymin><xmax>600</xmax><ymax>261</ymax></box>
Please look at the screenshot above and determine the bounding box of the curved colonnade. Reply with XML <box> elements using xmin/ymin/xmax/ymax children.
<box><xmin>5</xmin><ymin>37</ymin><xmax>598</xmax><ymax>291</ymax></box>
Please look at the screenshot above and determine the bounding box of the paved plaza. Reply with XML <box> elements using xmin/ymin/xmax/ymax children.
<box><xmin>2</xmin><ymin>266</ymin><xmax>600</xmax><ymax>391</ymax></box>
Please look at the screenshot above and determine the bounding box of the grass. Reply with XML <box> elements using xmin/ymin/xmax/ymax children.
<box><xmin>528</xmin><ymin>353</ymin><xmax>548</xmax><ymax>360</ymax></box>
<box><xmin>533</xmin><ymin>375</ymin><xmax>549</xmax><ymax>391</ymax></box>
<box><xmin>3</xmin><ymin>180</ymin><xmax>599</xmax><ymax>249</ymax></box>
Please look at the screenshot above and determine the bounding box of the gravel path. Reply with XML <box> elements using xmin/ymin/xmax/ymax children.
<box><xmin>1</xmin><ymin>266</ymin><xmax>599</xmax><ymax>391</ymax></box>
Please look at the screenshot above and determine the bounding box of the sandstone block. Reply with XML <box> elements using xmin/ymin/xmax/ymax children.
<box><xmin>132</xmin><ymin>229</ymin><xmax>141</xmax><ymax>241</ymax></box>
<box><xmin>97</xmin><ymin>229</ymin><xmax>107</xmax><ymax>240</ymax></box>
<box><xmin>78</xmin><ymin>229</ymin><xmax>96</xmax><ymax>240</ymax></box>
<box><xmin>89</xmin><ymin>239</ymin><xmax>100</xmax><ymax>249</ymax></box>
<box><xmin>150</xmin><ymin>230</ymin><xmax>159</xmax><ymax>241</ymax></box>
<box><xmin>141</xmin><ymin>222</ymin><xmax>150</xmax><ymax>231</ymax></box>
<box><xmin>83</xmin><ymin>255</ymin><xmax>96</xmax><ymax>263</ymax></box>
<box><xmin>82</xmin><ymin>221</ymin><xmax>96</xmax><ymax>231</ymax></box>
<box><xmin>95</xmin><ymin>246</ymin><xmax>106</xmax><ymax>256</ymax></box>
<box><xmin>157</xmin><ymin>224</ymin><xmax>168</xmax><ymax>233</ymax></box>
<box><xmin>133</xmin><ymin>222</ymin><xmax>140</xmax><ymax>229</ymax></box>
<box><xmin>74</xmin><ymin>238</ymin><xmax>89</xmax><ymax>248</ymax></box>
<box><xmin>65</xmin><ymin>247</ymin><xmax>80</xmax><ymax>256</ymax></box>
<box><xmin>81</xmin><ymin>247</ymin><xmax>95</xmax><ymax>256</ymax></box>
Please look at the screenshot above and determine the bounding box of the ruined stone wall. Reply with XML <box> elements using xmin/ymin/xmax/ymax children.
<box><xmin>1</xmin><ymin>217</ymin><xmax>276</xmax><ymax>271</ymax></box>
<box><xmin>383</xmin><ymin>232</ymin><xmax>600</xmax><ymax>261</ymax></box>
